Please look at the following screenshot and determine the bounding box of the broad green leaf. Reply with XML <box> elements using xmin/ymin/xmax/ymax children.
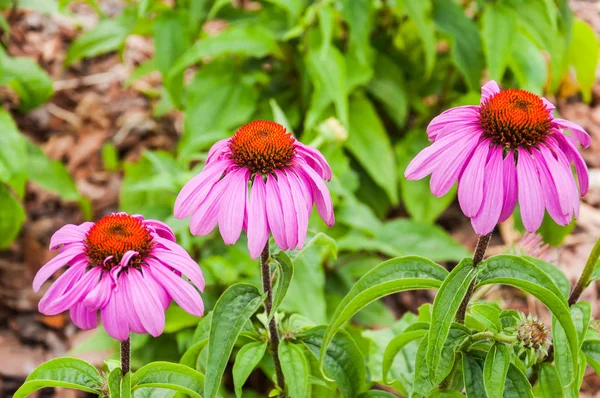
<box><xmin>509</xmin><ymin>30</ymin><xmax>547</xmax><ymax>95</ymax></box>
<box><xmin>462</xmin><ymin>353</ymin><xmax>486</xmax><ymax>398</ymax></box>
<box><xmin>108</xmin><ymin>367</ymin><xmax>121</xmax><ymax>398</ymax></box>
<box><xmin>0</xmin><ymin>53</ymin><xmax>53</xmax><ymax>111</ymax></box>
<box><xmin>466</xmin><ymin>302</ymin><xmax>502</xmax><ymax>332</ymax></box>
<box><xmin>432</xmin><ymin>0</ymin><xmax>483</xmax><ymax>90</ymax></box>
<box><xmin>180</xmin><ymin>339</ymin><xmax>208</xmax><ymax>370</ymax></box>
<box><xmin>204</xmin><ymin>283</ymin><xmax>264</xmax><ymax>398</ymax></box>
<box><xmin>321</xmin><ymin>256</ymin><xmax>447</xmax><ymax>369</ymax></box>
<box><xmin>301</xmin><ymin>326</ymin><xmax>366</xmax><ymax>398</ymax></box>
<box><xmin>271</xmin><ymin>251</ymin><xmax>294</xmax><ymax>320</ymax></box>
<box><xmin>481</xmin><ymin>4</ymin><xmax>517</xmax><ymax>81</ymax></box>
<box><xmin>535</xmin><ymin>363</ymin><xmax>564</xmax><ymax>398</ymax></box>
<box><xmin>567</xmin><ymin>19</ymin><xmax>599</xmax><ymax>102</ymax></box>
<box><xmin>346</xmin><ymin>94</ymin><xmax>397</xmax><ymax>203</ymax></box>
<box><xmin>367</xmin><ymin>52</ymin><xmax>408</xmax><ymax>129</ymax></box>
<box><xmin>0</xmin><ymin>183</ymin><xmax>25</xmax><ymax>248</ymax></box>
<box><xmin>427</xmin><ymin>258</ymin><xmax>478</xmax><ymax>382</ymax></box>
<box><xmin>171</xmin><ymin>24</ymin><xmax>281</xmax><ymax>76</ymax></box>
<box><xmin>504</xmin><ymin>364</ymin><xmax>533</xmax><ymax>398</ymax></box>
<box><xmin>483</xmin><ymin>344</ymin><xmax>511</xmax><ymax>398</ymax></box>
<box><xmin>279</xmin><ymin>341</ymin><xmax>309</xmax><ymax>398</ymax></box>
<box><xmin>122</xmin><ymin>372</ymin><xmax>131</xmax><ymax>398</ymax></box>
<box><xmin>523</xmin><ymin>257</ymin><xmax>570</xmax><ymax>299</ymax></box>
<box><xmin>233</xmin><ymin>341</ymin><xmax>267</xmax><ymax>398</ymax></box>
<box><xmin>582</xmin><ymin>340</ymin><xmax>600</xmax><ymax>375</ymax></box>
<box><xmin>13</xmin><ymin>357</ymin><xmax>102</xmax><ymax>398</ymax></box>
<box><xmin>382</xmin><ymin>329</ymin><xmax>427</xmax><ymax>383</ymax></box>
<box><xmin>412</xmin><ymin>335</ymin><xmax>434</xmax><ymax>397</ymax></box>
<box><xmin>66</xmin><ymin>13</ymin><xmax>135</xmax><ymax>66</ymax></box>
<box><xmin>399</xmin><ymin>0</ymin><xmax>436</xmax><ymax>76</ymax></box>
<box><xmin>131</xmin><ymin>362</ymin><xmax>204</xmax><ymax>398</ymax></box>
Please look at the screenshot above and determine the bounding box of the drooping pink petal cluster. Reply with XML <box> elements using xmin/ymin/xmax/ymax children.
<box><xmin>33</xmin><ymin>213</ymin><xmax>205</xmax><ymax>341</ymax></box>
<box><xmin>405</xmin><ymin>81</ymin><xmax>590</xmax><ymax>235</ymax></box>
<box><xmin>175</xmin><ymin>120</ymin><xmax>334</xmax><ymax>259</ymax></box>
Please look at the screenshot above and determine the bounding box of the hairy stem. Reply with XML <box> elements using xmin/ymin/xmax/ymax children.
<box><xmin>121</xmin><ymin>336</ymin><xmax>130</xmax><ymax>375</ymax></box>
<box><xmin>568</xmin><ymin>237</ymin><xmax>600</xmax><ymax>306</ymax></box>
<box><xmin>456</xmin><ymin>232</ymin><xmax>493</xmax><ymax>323</ymax></box>
<box><xmin>261</xmin><ymin>244</ymin><xmax>286</xmax><ymax>390</ymax></box>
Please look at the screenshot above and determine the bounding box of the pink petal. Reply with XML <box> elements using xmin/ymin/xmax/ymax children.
<box><xmin>517</xmin><ymin>148</ymin><xmax>545</xmax><ymax>232</ymax></box>
<box><xmin>83</xmin><ymin>273</ymin><xmax>113</xmax><ymax>310</ymax></box>
<box><xmin>538</xmin><ymin>145</ymin><xmax>574</xmax><ymax>216</ymax></box>
<box><xmin>206</xmin><ymin>138</ymin><xmax>231</xmax><ymax>164</ymax></box>
<box><xmin>33</xmin><ymin>245</ymin><xmax>86</xmax><ymax>292</ymax></box>
<box><xmin>471</xmin><ymin>148</ymin><xmax>504</xmax><ymax>235</ymax></box>
<box><xmin>295</xmin><ymin>161</ymin><xmax>334</xmax><ymax>226</ymax></box>
<box><xmin>533</xmin><ymin>148</ymin><xmax>571</xmax><ymax>226</ymax></box>
<box><xmin>553</xmin><ymin>132</ymin><xmax>589</xmax><ymax>196</ymax></box>
<box><xmin>141</xmin><ymin>265</ymin><xmax>171</xmax><ymax>310</ymax></box>
<box><xmin>218</xmin><ymin>168</ymin><xmax>249</xmax><ymax>245</ymax></box>
<box><xmin>101</xmin><ymin>292</ymin><xmax>130</xmax><ymax>341</ymax></box>
<box><xmin>247</xmin><ymin>176</ymin><xmax>269</xmax><ymax>259</ymax></box>
<box><xmin>120</xmin><ymin>271</ymin><xmax>147</xmax><ymax>334</ymax></box>
<box><xmin>189</xmin><ymin>172</ymin><xmax>231</xmax><ymax>236</ymax></box>
<box><xmin>294</xmin><ymin>142</ymin><xmax>332</xmax><ymax>181</ymax></box>
<box><xmin>38</xmin><ymin>261</ymin><xmax>87</xmax><ymax>312</ymax></box>
<box><xmin>49</xmin><ymin>223</ymin><xmax>93</xmax><ymax>250</ymax></box>
<box><xmin>499</xmin><ymin>151</ymin><xmax>518</xmax><ymax>222</ymax></box>
<box><xmin>40</xmin><ymin>267</ymin><xmax>101</xmax><ymax>315</ymax></box>
<box><xmin>458</xmin><ymin>140</ymin><xmax>491</xmax><ymax>217</ymax></box>
<box><xmin>286</xmin><ymin>170</ymin><xmax>310</xmax><ymax>249</ymax></box>
<box><xmin>427</xmin><ymin>106</ymin><xmax>480</xmax><ymax>141</ymax></box>
<box><xmin>553</xmin><ymin>118</ymin><xmax>592</xmax><ymax>148</ymax></box>
<box><xmin>275</xmin><ymin>170</ymin><xmax>298</xmax><ymax>249</ymax></box>
<box><xmin>128</xmin><ymin>268</ymin><xmax>165</xmax><ymax>337</ymax></box>
<box><xmin>70</xmin><ymin>302</ymin><xmax>98</xmax><ymax>330</ymax></box>
<box><xmin>148</xmin><ymin>262</ymin><xmax>204</xmax><ymax>317</ymax></box>
<box><xmin>541</xmin><ymin>97</ymin><xmax>556</xmax><ymax>112</ymax></box>
<box><xmin>142</xmin><ymin>219</ymin><xmax>176</xmax><ymax>242</ymax></box>
<box><xmin>151</xmin><ymin>248</ymin><xmax>205</xmax><ymax>291</ymax></box>
<box><xmin>480</xmin><ymin>80</ymin><xmax>501</xmax><ymax>104</ymax></box>
<box><xmin>265</xmin><ymin>174</ymin><xmax>288</xmax><ymax>250</ymax></box>
<box><xmin>120</xmin><ymin>251</ymin><xmax>139</xmax><ymax>267</ymax></box>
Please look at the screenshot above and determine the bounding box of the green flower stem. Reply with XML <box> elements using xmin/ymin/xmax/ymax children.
<box><xmin>568</xmin><ymin>237</ymin><xmax>600</xmax><ymax>306</ymax></box>
<box><xmin>260</xmin><ymin>244</ymin><xmax>286</xmax><ymax>390</ymax></box>
<box><xmin>121</xmin><ymin>336</ymin><xmax>130</xmax><ymax>375</ymax></box>
<box><xmin>456</xmin><ymin>232</ymin><xmax>493</xmax><ymax>323</ymax></box>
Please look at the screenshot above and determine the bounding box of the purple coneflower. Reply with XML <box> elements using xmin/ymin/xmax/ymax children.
<box><xmin>405</xmin><ymin>81</ymin><xmax>590</xmax><ymax>235</ymax></box>
<box><xmin>33</xmin><ymin>213</ymin><xmax>205</xmax><ymax>341</ymax></box>
<box><xmin>175</xmin><ymin>120</ymin><xmax>334</xmax><ymax>259</ymax></box>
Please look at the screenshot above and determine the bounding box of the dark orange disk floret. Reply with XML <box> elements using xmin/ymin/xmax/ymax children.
<box><xmin>479</xmin><ymin>89</ymin><xmax>551</xmax><ymax>149</ymax></box>
<box><xmin>85</xmin><ymin>214</ymin><xmax>153</xmax><ymax>269</ymax></box>
<box><xmin>229</xmin><ymin>120</ymin><xmax>295</xmax><ymax>175</ymax></box>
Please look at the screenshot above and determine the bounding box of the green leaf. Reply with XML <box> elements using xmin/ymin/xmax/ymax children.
<box><xmin>271</xmin><ymin>251</ymin><xmax>294</xmax><ymax>320</ymax></box>
<box><xmin>233</xmin><ymin>341</ymin><xmax>267</xmax><ymax>398</ymax></box>
<box><xmin>509</xmin><ymin>30</ymin><xmax>547</xmax><ymax>95</ymax></box>
<box><xmin>504</xmin><ymin>364</ymin><xmax>533</xmax><ymax>398</ymax></box>
<box><xmin>164</xmin><ymin>304</ymin><xmax>202</xmax><ymax>333</ymax></box>
<box><xmin>170</xmin><ymin>24</ymin><xmax>281</xmax><ymax>76</ymax></box>
<box><xmin>0</xmin><ymin>183</ymin><xmax>25</xmax><ymax>248</ymax></box>
<box><xmin>0</xmin><ymin>109</ymin><xmax>27</xmax><ymax>195</ymax></box>
<box><xmin>357</xmin><ymin>392</ymin><xmax>398</xmax><ymax>398</ymax></box>
<box><xmin>13</xmin><ymin>357</ymin><xmax>102</xmax><ymax>398</ymax></box>
<box><xmin>345</xmin><ymin>94</ymin><xmax>397</xmax><ymax>204</ymax></box>
<box><xmin>108</xmin><ymin>367</ymin><xmax>122</xmax><ymax>398</ymax></box>
<box><xmin>340</xmin><ymin>0</ymin><xmax>373</xmax><ymax>65</ymax></box>
<box><xmin>121</xmin><ymin>372</ymin><xmax>132</xmax><ymax>398</ymax></box>
<box><xmin>204</xmin><ymin>283</ymin><xmax>264</xmax><ymax>398</ymax></box>
<box><xmin>481</xmin><ymin>4</ymin><xmax>517</xmax><ymax>81</ymax></box>
<box><xmin>432</xmin><ymin>0</ymin><xmax>483</xmax><ymax>90</ymax></box>
<box><xmin>382</xmin><ymin>329</ymin><xmax>427</xmax><ymax>383</ymax></box>
<box><xmin>180</xmin><ymin>339</ymin><xmax>208</xmax><ymax>370</ymax></box>
<box><xmin>66</xmin><ymin>14</ymin><xmax>135</xmax><ymax>66</ymax></box>
<box><xmin>367</xmin><ymin>52</ymin><xmax>408</xmax><ymax>129</ymax></box>
<box><xmin>427</xmin><ymin>258</ymin><xmax>477</xmax><ymax>382</ymax></box>
<box><xmin>412</xmin><ymin>335</ymin><xmax>434</xmax><ymax>396</ymax></box>
<box><xmin>462</xmin><ymin>353</ymin><xmax>486</xmax><ymax>398</ymax></box>
<box><xmin>582</xmin><ymin>340</ymin><xmax>600</xmax><ymax>375</ymax></box>
<box><xmin>301</xmin><ymin>326</ymin><xmax>366</xmax><ymax>398</ymax></box>
<box><xmin>131</xmin><ymin>362</ymin><xmax>204</xmax><ymax>398</ymax></box>
<box><xmin>321</xmin><ymin>256</ymin><xmax>447</xmax><ymax>369</ymax></box>
<box><xmin>0</xmin><ymin>53</ymin><xmax>53</xmax><ymax>111</ymax></box>
<box><xmin>483</xmin><ymin>343</ymin><xmax>511</xmax><ymax>398</ymax></box>
<box><xmin>466</xmin><ymin>302</ymin><xmax>501</xmax><ymax>333</ymax></box>
<box><xmin>567</xmin><ymin>19</ymin><xmax>599</xmax><ymax>103</ymax></box>
<box><xmin>279</xmin><ymin>341</ymin><xmax>309</xmax><ymax>398</ymax></box>
<box><xmin>536</xmin><ymin>363</ymin><xmax>564</xmax><ymax>398</ymax></box>
<box><xmin>399</xmin><ymin>0</ymin><xmax>436</xmax><ymax>76</ymax></box>
<box><xmin>523</xmin><ymin>257</ymin><xmax>570</xmax><ymax>299</ymax></box>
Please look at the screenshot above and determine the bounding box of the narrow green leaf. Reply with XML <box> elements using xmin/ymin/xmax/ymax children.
<box><xmin>567</xmin><ymin>19</ymin><xmax>599</xmax><ymax>103</ymax></box>
<box><xmin>412</xmin><ymin>335</ymin><xmax>434</xmax><ymax>397</ymax></box>
<box><xmin>462</xmin><ymin>353</ymin><xmax>486</xmax><ymax>398</ymax></box>
<box><xmin>466</xmin><ymin>302</ymin><xmax>502</xmax><ymax>332</ymax></box>
<box><xmin>233</xmin><ymin>342</ymin><xmax>267</xmax><ymax>398</ymax></box>
<box><xmin>301</xmin><ymin>326</ymin><xmax>366</xmax><ymax>398</ymax></box>
<box><xmin>481</xmin><ymin>4</ymin><xmax>517</xmax><ymax>81</ymax></box>
<box><xmin>108</xmin><ymin>367</ymin><xmax>122</xmax><ymax>398</ymax></box>
<box><xmin>367</xmin><ymin>52</ymin><xmax>408</xmax><ymax>129</ymax></box>
<box><xmin>483</xmin><ymin>344</ymin><xmax>511</xmax><ymax>398</ymax></box>
<box><xmin>340</xmin><ymin>0</ymin><xmax>373</xmax><ymax>64</ymax></box>
<box><xmin>523</xmin><ymin>257</ymin><xmax>570</xmax><ymax>299</ymax></box>
<box><xmin>0</xmin><ymin>183</ymin><xmax>25</xmax><ymax>248</ymax></box>
<box><xmin>121</xmin><ymin>372</ymin><xmax>131</xmax><ymax>398</ymax></box>
<box><xmin>582</xmin><ymin>340</ymin><xmax>600</xmax><ymax>375</ymax></box>
<box><xmin>382</xmin><ymin>329</ymin><xmax>427</xmax><ymax>384</ymax></box>
<box><xmin>204</xmin><ymin>283</ymin><xmax>264</xmax><ymax>398</ymax></box>
<box><xmin>180</xmin><ymin>339</ymin><xmax>208</xmax><ymax>370</ymax></box>
<box><xmin>131</xmin><ymin>362</ymin><xmax>204</xmax><ymax>398</ymax></box>
<box><xmin>321</xmin><ymin>256</ymin><xmax>447</xmax><ymax>370</ymax></box>
<box><xmin>509</xmin><ymin>30</ymin><xmax>547</xmax><ymax>95</ymax></box>
<box><xmin>536</xmin><ymin>363</ymin><xmax>564</xmax><ymax>398</ymax></box>
<box><xmin>427</xmin><ymin>258</ymin><xmax>478</xmax><ymax>382</ymax></box>
<box><xmin>504</xmin><ymin>364</ymin><xmax>533</xmax><ymax>398</ymax></box>
<box><xmin>271</xmin><ymin>251</ymin><xmax>294</xmax><ymax>320</ymax></box>
<box><xmin>279</xmin><ymin>341</ymin><xmax>309</xmax><ymax>398</ymax></box>
<box><xmin>0</xmin><ymin>54</ymin><xmax>53</xmax><ymax>111</ymax></box>
<box><xmin>14</xmin><ymin>357</ymin><xmax>102</xmax><ymax>398</ymax></box>
<box><xmin>400</xmin><ymin>0</ymin><xmax>436</xmax><ymax>76</ymax></box>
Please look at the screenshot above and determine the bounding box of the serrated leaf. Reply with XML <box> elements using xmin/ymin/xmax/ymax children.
<box><xmin>483</xmin><ymin>344</ymin><xmax>511</xmax><ymax>398</ymax></box>
<box><xmin>427</xmin><ymin>258</ymin><xmax>478</xmax><ymax>382</ymax></box>
<box><xmin>271</xmin><ymin>251</ymin><xmax>294</xmax><ymax>321</ymax></box>
<box><xmin>462</xmin><ymin>353</ymin><xmax>486</xmax><ymax>398</ymax></box>
<box><xmin>233</xmin><ymin>341</ymin><xmax>267</xmax><ymax>398</ymax></box>
<box><xmin>321</xmin><ymin>256</ymin><xmax>447</xmax><ymax>370</ymax></box>
<box><xmin>204</xmin><ymin>283</ymin><xmax>264</xmax><ymax>398</ymax></box>
<box><xmin>301</xmin><ymin>326</ymin><xmax>366</xmax><ymax>398</ymax></box>
<box><xmin>279</xmin><ymin>341</ymin><xmax>309</xmax><ymax>398</ymax></box>
<box><xmin>481</xmin><ymin>4</ymin><xmax>517</xmax><ymax>81</ymax></box>
<box><xmin>131</xmin><ymin>362</ymin><xmax>204</xmax><ymax>398</ymax></box>
<box><xmin>382</xmin><ymin>329</ymin><xmax>427</xmax><ymax>383</ymax></box>
<box><xmin>13</xmin><ymin>357</ymin><xmax>102</xmax><ymax>398</ymax></box>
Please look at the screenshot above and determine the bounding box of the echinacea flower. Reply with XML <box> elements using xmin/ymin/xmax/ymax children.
<box><xmin>175</xmin><ymin>120</ymin><xmax>334</xmax><ymax>259</ymax></box>
<box><xmin>33</xmin><ymin>213</ymin><xmax>205</xmax><ymax>341</ymax></box>
<box><xmin>405</xmin><ymin>81</ymin><xmax>590</xmax><ymax>235</ymax></box>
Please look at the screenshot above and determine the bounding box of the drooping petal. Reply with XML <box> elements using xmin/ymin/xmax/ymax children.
<box><xmin>101</xmin><ymin>291</ymin><xmax>129</xmax><ymax>341</ymax></box>
<box><xmin>128</xmin><ymin>268</ymin><xmax>165</xmax><ymax>337</ymax></box>
<box><xmin>38</xmin><ymin>261</ymin><xmax>87</xmax><ymax>312</ymax></box>
<box><xmin>275</xmin><ymin>170</ymin><xmax>298</xmax><ymax>249</ymax></box>
<box><xmin>533</xmin><ymin>148</ymin><xmax>571</xmax><ymax>226</ymax></box>
<box><xmin>427</xmin><ymin>106</ymin><xmax>480</xmax><ymax>141</ymax></box>
<box><xmin>553</xmin><ymin>118</ymin><xmax>592</xmax><ymax>148</ymax></box>
<box><xmin>120</xmin><ymin>271</ymin><xmax>147</xmax><ymax>334</ymax></box>
<box><xmin>553</xmin><ymin>131</ymin><xmax>589</xmax><ymax>196</ymax></box>
<box><xmin>247</xmin><ymin>176</ymin><xmax>269</xmax><ymax>259</ymax></box>
<box><xmin>480</xmin><ymin>80</ymin><xmax>501</xmax><ymax>104</ymax></box>
<box><xmin>120</xmin><ymin>251</ymin><xmax>139</xmax><ymax>267</ymax></box>
<box><xmin>40</xmin><ymin>267</ymin><xmax>102</xmax><ymax>315</ymax></box>
<box><xmin>151</xmin><ymin>248</ymin><xmax>205</xmax><ymax>291</ymax></box>
<box><xmin>83</xmin><ymin>272</ymin><xmax>113</xmax><ymax>310</ymax></box>
<box><xmin>458</xmin><ymin>140</ymin><xmax>491</xmax><ymax>217</ymax></box>
<box><xmin>33</xmin><ymin>245</ymin><xmax>86</xmax><ymax>292</ymax></box>
<box><xmin>142</xmin><ymin>219</ymin><xmax>176</xmax><ymax>242</ymax></box>
<box><xmin>49</xmin><ymin>223</ymin><xmax>93</xmax><ymax>250</ymax></box>
<box><xmin>499</xmin><ymin>151</ymin><xmax>518</xmax><ymax>223</ymax></box>
<box><xmin>295</xmin><ymin>161</ymin><xmax>334</xmax><ymax>226</ymax></box>
<box><xmin>471</xmin><ymin>148</ymin><xmax>504</xmax><ymax>235</ymax></box>
<box><xmin>541</xmin><ymin>97</ymin><xmax>556</xmax><ymax>112</ymax></box>
<box><xmin>148</xmin><ymin>262</ymin><xmax>204</xmax><ymax>316</ymax></box>
<box><xmin>286</xmin><ymin>170</ymin><xmax>309</xmax><ymax>249</ymax></box>
<box><xmin>294</xmin><ymin>142</ymin><xmax>332</xmax><ymax>180</ymax></box>
<box><xmin>189</xmin><ymin>172</ymin><xmax>231</xmax><ymax>236</ymax></box>
<box><xmin>538</xmin><ymin>145</ymin><xmax>575</xmax><ymax>216</ymax></box>
<box><xmin>206</xmin><ymin>138</ymin><xmax>231</xmax><ymax>164</ymax></box>
<box><xmin>517</xmin><ymin>148</ymin><xmax>545</xmax><ymax>232</ymax></box>
<box><xmin>70</xmin><ymin>302</ymin><xmax>98</xmax><ymax>330</ymax></box>
<box><xmin>218</xmin><ymin>168</ymin><xmax>249</xmax><ymax>245</ymax></box>
<box><xmin>265</xmin><ymin>174</ymin><xmax>288</xmax><ymax>249</ymax></box>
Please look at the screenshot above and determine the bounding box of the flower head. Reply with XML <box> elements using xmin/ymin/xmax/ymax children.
<box><xmin>515</xmin><ymin>314</ymin><xmax>551</xmax><ymax>362</ymax></box>
<box><xmin>175</xmin><ymin>120</ymin><xmax>334</xmax><ymax>259</ymax></box>
<box><xmin>405</xmin><ymin>81</ymin><xmax>590</xmax><ymax>235</ymax></box>
<box><xmin>33</xmin><ymin>213</ymin><xmax>205</xmax><ymax>341</ymax></box>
